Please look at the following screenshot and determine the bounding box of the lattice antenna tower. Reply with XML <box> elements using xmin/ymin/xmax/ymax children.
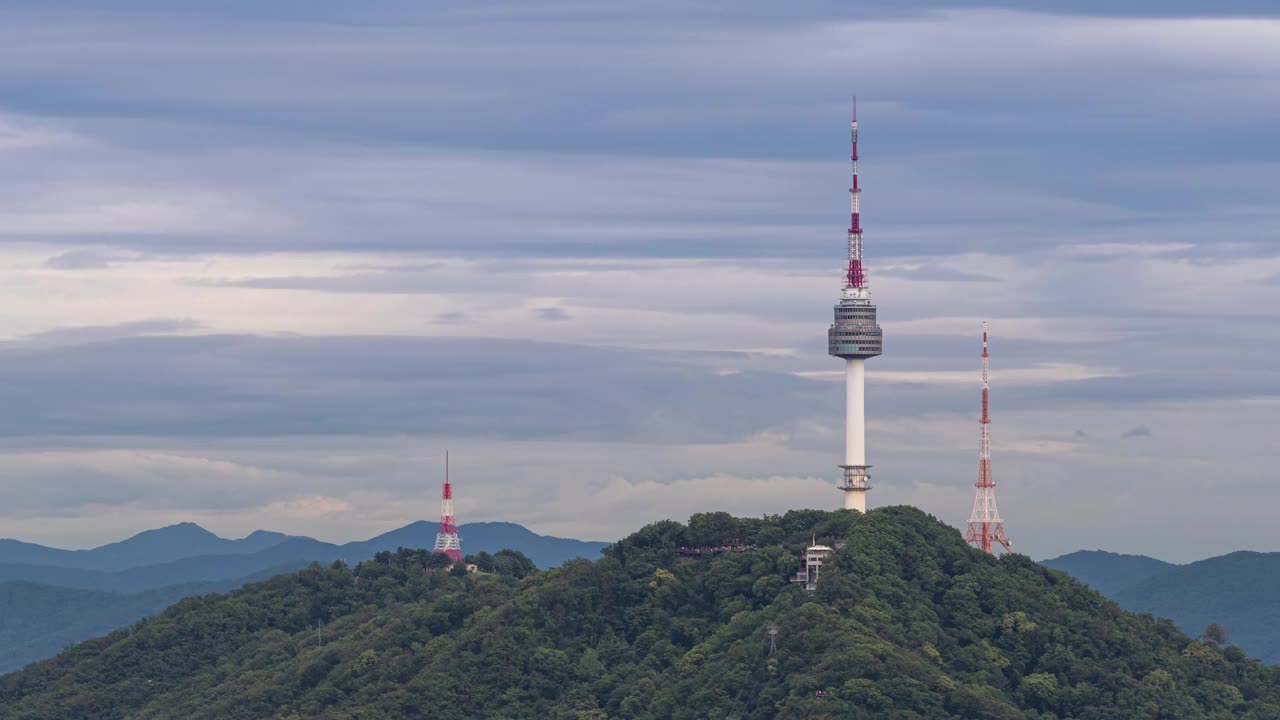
<box><xmin>965</xmin><ymin>323</ymin><xmax>1013</xmax><ymax>554</ymax></box>
<box><xmin>433</xmin><ymin>450</ymin><xmax>463</xmax><ymax>562</ymax></box>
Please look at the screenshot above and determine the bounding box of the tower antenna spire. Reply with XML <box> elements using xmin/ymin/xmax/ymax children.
<box><xmin>829</xmin><ymin>99</ymin><xmax>884</xmax><ymax>511</ymax></box>
<box><xmin>965</xmin><ymin>322</ymin><xmax>1013</xmax><ymax>554</ymax></box>
<box><xmin>433</xmin><ymin>450</ymin><xmax>463</xmax><ymax>562</ymax></box>
<box><xmin>846</xmin><ymin>95</ymin><xmax>865</xmax><ymax>289</ymax></box>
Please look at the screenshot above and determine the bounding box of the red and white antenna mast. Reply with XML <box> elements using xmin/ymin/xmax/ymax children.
<box><xmin>965</xmin><ymin>322</ymin><xmax>1013</xmax><ymax>554</ymax></box>
<box><xmin>433</xmin><ymin>450</ymin><xmax>463</xmax><ymax>562</ymax></box>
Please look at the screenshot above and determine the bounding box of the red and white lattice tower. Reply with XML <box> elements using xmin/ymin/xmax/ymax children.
<box><xmin>965</xmin><ymin>322</ymin><xmax>1013</xmax><ymax>554</ymax></box>
<box><xmin>433</xmin><ymin>451</ymin><xmax>463</xmax><ymax>562</ymax></box>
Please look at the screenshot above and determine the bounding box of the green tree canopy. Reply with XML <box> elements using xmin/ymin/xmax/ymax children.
<box><xmin>3</xmin><ymin>506</ymin><xmax>1279</xmax><ymax>719</ymax></box>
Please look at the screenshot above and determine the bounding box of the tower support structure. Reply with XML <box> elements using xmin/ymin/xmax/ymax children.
<box><xmin>828</xmin><ymin>98</ymin><xmax>883</xmax><ymax>512</ymax></box>
<box><xmin>433</xmin><ymin>451</ymin><xmax>463</xmax><ymax>562</ymax></box>
<box><xmin>965</xmin><ymin>323</ymin><xmax>1013</xmax><ymax>554</ymax></box>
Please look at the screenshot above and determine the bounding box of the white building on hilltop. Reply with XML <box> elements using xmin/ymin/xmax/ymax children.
<box><xmin>792</xmin><ymin>544</ymin><xmax>835</xmax><ymax>592</ymax></box>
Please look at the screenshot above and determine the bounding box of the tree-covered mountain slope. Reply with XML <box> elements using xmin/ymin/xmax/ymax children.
<box><xmin>3</xmin><ymin>506</ymin><xmax>1277</xmax><ymax>720</ymax></box>
<box><xmin>0</xmin><ymin>521</ymin><xmax>605</xmax><ymax>677</ymax></box>
<box><xmin>1043</xmin><ymin>549</ymin><xmax>1280</xmax><ymax>664</ymax></box>
<box><xmin>1111</xmin><ymin>551</ymin><xmax>1280</xmax><ymax>666</ymax></box>
<box><xmin>0</xmin><ymin>563</ymin><xmax>309</xmax><ymax>675</ymax></box>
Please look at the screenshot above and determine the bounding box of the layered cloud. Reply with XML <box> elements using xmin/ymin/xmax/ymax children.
<box><xmin>0</xmin><ymin>2</ymin><xmax>1275</xmax><ymax>561</ymax></box>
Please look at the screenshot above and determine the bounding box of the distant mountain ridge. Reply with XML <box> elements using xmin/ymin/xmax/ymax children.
<box><xmin>0</xmin><ymin>520</ymin><xmax>607</xmax><ymax>674</ymax></box>
<box><xmin>0</xmin><ymin>523</ymin><xmax>300</xmax><ymax>572</ymax></box>
<box><xmin>1039</xmin><ymin>549</ymin><xmax>1174</xmax><ymax>597</ymax></box>
<box><xmin>0</xmin><ymin>520</ymin><xmax>605</xmax><ymax>578</ymax></box>
<box><xmin>0</xmin><ymin>538</ymin><xmax>336</xmax><ymax>592</ymax></box>
<box><xmin>1043</xmin><ymin>548</ymin><xmax>1280</xmax><ymax>664</ymax></box>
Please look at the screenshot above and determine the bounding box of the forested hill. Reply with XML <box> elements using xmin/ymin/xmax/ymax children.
<box><xmin>1043</xmin><ymin>550</ymin><xmax>1280</xmax><ymax>664</ymax></box>
<box><xmin>4</xmin><ymin>507</ymin><xmax>1279</xmax><ymax>719</ymax></box>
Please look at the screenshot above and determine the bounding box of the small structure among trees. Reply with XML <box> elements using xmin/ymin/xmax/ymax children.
<box><xmin>791</xmin><ymin>544</ymin><xmax>835</xmax><ymax>592</ymax></box>
<box><xmin>1202</xmin><ymin>623</ymin><xmax>1230</xmax><ymax>647</ymax></box>
<box><xmin>364</xmin><ymin>547</ymin><xmax>537</xmax><ymax>579</ymax></box>
<box><xmin>675</xmin><ymin>541</ymin><xmax>757</xmax><ymax>557</ymax></box>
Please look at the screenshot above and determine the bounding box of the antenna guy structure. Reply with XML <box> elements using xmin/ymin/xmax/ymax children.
<box><xmin>433</xmin><ymin>451</ymin><xmax>463</xmax><ymax>562</ymax></box>
<box><xmin>965</xmin><ymin>323</ymin><xmax>1013</xmax><ymax>554</ymax></box>
<box><xmin>827</xmin><ymin>97</ymin><xmax>884</xmax><ymax>512</ymax></box>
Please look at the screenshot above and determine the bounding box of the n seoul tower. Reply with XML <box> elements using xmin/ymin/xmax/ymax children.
<box><xmin>827</xmin><ymin>98</ymin><xmax>884</xmax><ymax>512</ymax></box>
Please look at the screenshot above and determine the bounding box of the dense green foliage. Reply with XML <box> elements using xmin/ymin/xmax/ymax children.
<box><xmin>0</xmin><ymin>565</ymin><xmax>307</xmax><ymax>674</ymax></box>
<box><xmin>0</xmin><ymin>581</ymin><xmax>191</xmax><ymax>673</ymax></box>
<box><xmin>0</xmin><ymin>522</ymin><xmax>604</xmax><ymax>674</ymax></box>
<box><xmin>1045</xmin><ymin>549</ymin><xmax>1280</xmax><ymax>664</ymax></box>
<box><xmin>4</xmin><ymin>507</ymin><xmax>1279</xmax><ymax>719</ymax></box>
<box><xmin>1111</xmin><ymin>552</ymin><xmax>1280</xmax><ymax>666</ymax></box>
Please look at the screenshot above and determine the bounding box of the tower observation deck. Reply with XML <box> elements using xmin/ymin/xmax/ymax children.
<box><xmin>828</xmin><ymin>98</ymin><xmax>883</xmax><ymax>512</ymax></box>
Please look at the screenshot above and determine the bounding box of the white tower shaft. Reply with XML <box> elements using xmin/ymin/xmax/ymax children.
<box><xmin>843</xmin><ymin>358</ymin><xmax>867</xmax><ymax>512</ymax></box>
<box><xmin>845</xmin><ymin>358</ymin><xmax>866</xmax><ymax>467</ymax></box>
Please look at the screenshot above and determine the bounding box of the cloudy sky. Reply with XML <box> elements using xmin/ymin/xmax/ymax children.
<box><xmin>0</xmin><ymin>1</ymin><xmax>1277</xmax><ymax>562</ymax></box>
